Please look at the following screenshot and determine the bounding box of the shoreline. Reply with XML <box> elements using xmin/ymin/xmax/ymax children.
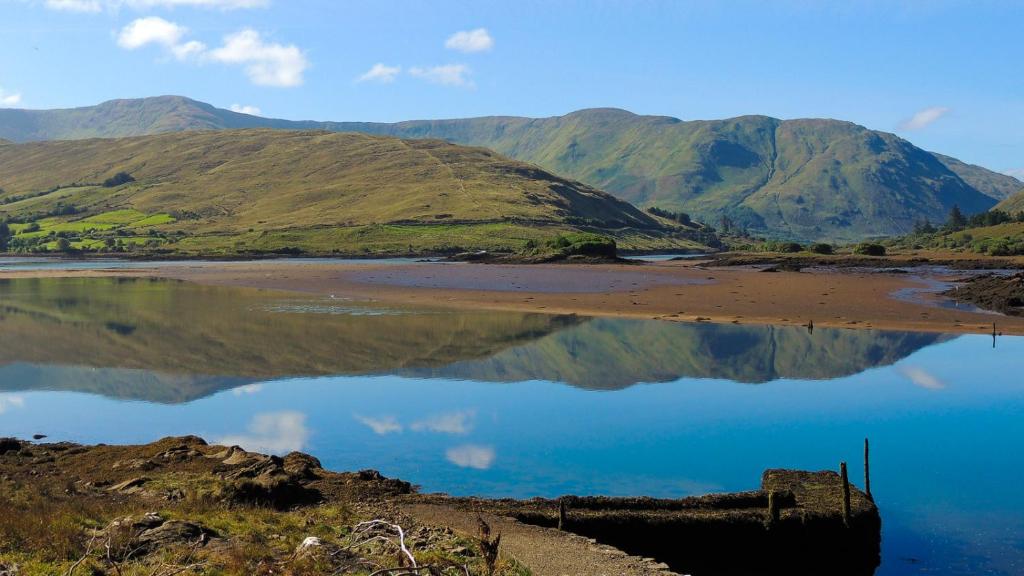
<box><xmin>2</xmin><ymin>259</ymin><xmax>1022</xmax><ymax>335</ymax></box>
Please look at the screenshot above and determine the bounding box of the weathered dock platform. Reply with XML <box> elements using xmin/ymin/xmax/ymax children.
<box><xmin>409</xmin><ymin>468</ymin><xmax>881</xmax><ymax>575</ymax></box>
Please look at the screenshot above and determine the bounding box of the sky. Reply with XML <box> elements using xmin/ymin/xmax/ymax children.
<box><xmin>0</xmin><ymin>0</ymin><xmax>1022</xmax><ymax>175</ymax></box>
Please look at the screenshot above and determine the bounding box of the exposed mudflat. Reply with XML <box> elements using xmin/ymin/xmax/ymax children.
<box><xmin>3</xmin><ymin>256</ymin><xmax>1024</xmax><ymax>334</ymax></box>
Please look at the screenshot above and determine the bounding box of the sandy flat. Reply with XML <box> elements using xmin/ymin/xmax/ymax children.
<box><xmin>3</xmin><ymin>259</ymin><xmax>1019</xmax><ymax>335</ymax></box>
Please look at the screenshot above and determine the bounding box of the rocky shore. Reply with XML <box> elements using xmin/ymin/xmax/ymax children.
<box><xmin>0</xmin><ymin>436</ymin><xmax>880</xmax><ymax>576</ymax></box>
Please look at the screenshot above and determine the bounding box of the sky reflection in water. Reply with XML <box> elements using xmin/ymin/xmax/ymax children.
<box><xmin>0</xmin><ymin>278</ymin><xmax>1021</xmax><ymax>576</ymax></box>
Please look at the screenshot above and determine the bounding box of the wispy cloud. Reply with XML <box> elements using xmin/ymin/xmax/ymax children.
<box><xmin>0</xmin><ymin>87</ymin><xmax>22</xmax><ymax>107</ymax></box>
<box><xmin>410</xmin><ymin>410</ymin><xmax>475</xmax><ymax>435</ymax></box>
<box><xmin>899</xmin><ymin>366</ymin><xmax>946</xmax><ymax>391</ymax></box>
<box><xmin>46</xmin><ymin>0</ymin><xmax>267</xmax><ymax>11</ymax></box>
<box><xmin>446</xmin><ymin>444</ymin><xmax>495</xmax><ymax>470</ymax></box>
<box><xmin>208</xmin><ymin>29</ymin><xmax>309</xmax><ymax>87</ymax></box>
<box><xmin>231</xmin><ymin>383</ymin><xmax>263</xmax><ymax>395</ymax></box>
<box><xmin>899</xmin><ymin>106</ymin><xmax>951</xmax><ymax>131</ymax></box>
<box><xmin>217</xmin><ymin>411</ymin><xmax>309</xmax><ymax>454</ymax></box>
<box><xmin>445</xmin><ymin>28</ymin><xmax>493</xmax><ymax>53</ymax></box>
<box><xmin>229</xmin><ymin>103</ymin><xmax>262</xmax><ymax>116</ymax></box>
<box><xmin>354</xmin><ymin>414</ymin><xmax>403</xmax><ymax>435</ymax></box>
<box><xmin>356</xmin><ymin>63</ymin><xmax>401</xmax><ymax>84</ymax></box>
<box><xmin>0</xmin><ymin>395</ymin><xmax>26</xmax><ymax>414</ymax></box>
<box><xmin>409</xmin><ymin>64</ymin><xmax>473</xmax><ymax>88</ymax></box>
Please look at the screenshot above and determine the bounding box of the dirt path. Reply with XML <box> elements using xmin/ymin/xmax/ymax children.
<box><xmin>405</xmin><ymin>503</ymin><xmax>679</xmax><ymax>576</ymax></box>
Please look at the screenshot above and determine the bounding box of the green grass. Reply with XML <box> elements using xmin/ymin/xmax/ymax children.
<box><xmin>81</xmin><ymin>209</ymin><xmax>148</xmax><ymax>224</ymax></box>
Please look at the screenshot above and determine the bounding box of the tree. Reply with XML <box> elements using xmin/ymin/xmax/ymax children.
<box><xmin>0</xmin><ymin>221</ymin><xmax>10</xmax><ymax>252</ymax></box>
<box><xmin>55</xmin><ymin>237</ymin><xmax>71</xmax><ymax>252</ymax></box>
<box><xmin>946</xmin><ymin>205</ymin><xmax>967</xmax><ymax>231</ymax></box>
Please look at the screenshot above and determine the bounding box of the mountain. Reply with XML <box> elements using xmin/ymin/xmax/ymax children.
<box><xmin>930</xmin><ymin>154</ymin><xmax>1022</xmax><ymax>201</ymax></box>
<box><xmin>0</xmin><ymin>129</ymin><xmax>703</xmax><ymax>255</ymax></box>
<box><xmin>2</xmin><ymin>96</ymin><xmax>1014</xmax><ymax>242</ymax></box>
<box><xmin>997</xmin><ymin>188</ymin><xmax>1024</xmax><ymax>213</ymax></box>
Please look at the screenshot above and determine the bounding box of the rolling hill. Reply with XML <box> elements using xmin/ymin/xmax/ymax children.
<box><xmin>2</xmin><ymin>96</ymin><xmax>1018</xmax><ymax>242</ymax></box>
<box><xmin>0</xmin><ymin>129</ymin><xmax>704</xmax><ymax>255</ymax></box>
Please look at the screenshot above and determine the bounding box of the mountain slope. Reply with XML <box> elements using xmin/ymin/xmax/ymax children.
<box><xmin>1</xmin><ymin>96</ymin><xmax>1014</xmax><ymax>242</ymax></box>
<box><xmin>997</xmin><ymin>188</ymin><xmax>1024</xmax><ymax>213</ymax></box>
<box><xmin>930</xmin><ymin>153</ymin><xmax>1023</xmax><ymax>201</ymax></box>
<box><xmin>0</xmin><ymin>129</ymin><xmax>699</xmax><ymax>255</ymax></box>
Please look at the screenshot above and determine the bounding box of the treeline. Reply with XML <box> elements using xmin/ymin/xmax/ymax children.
<box><xmin>913</xmin><ymin>206</ymin><xmax>1024</xmax><ymax>235</ymax></box>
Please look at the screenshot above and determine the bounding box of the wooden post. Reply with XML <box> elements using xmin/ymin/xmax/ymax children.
<box><xmin>993</xmin><ymin>322</ymin><xmax>997</xmax><ymax>349</ymax></box>
<box><xmin>864</xmin><ymin>438</ymin><xmax>872</xmax><ymax>502</ymax></box>
<box><xmin>557</xmin><ymin>498</ymin><xmax>566</xmax><ymax>530</ymax></box>
<box><xmin>840</xmin><ymin>461</ymin><xmax>851</xmax><ymax>527</ymax></box>
<box><xmin>767</xmin><ymin>490</ymin><xmax>780</xmax><ymax>525</ymax></box>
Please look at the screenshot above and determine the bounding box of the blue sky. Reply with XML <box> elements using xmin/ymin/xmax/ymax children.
<box><xmin>1</xmin><ymin>0</ymin><xmax>1021</xmax><ymax>175</ymax></box>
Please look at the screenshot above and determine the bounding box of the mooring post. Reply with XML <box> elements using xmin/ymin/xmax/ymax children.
<box><xmin>767</xmin><ymin>490</ymin><xmax>780</xmax><ymax>526</ymax></box>
<box><xmin>864</xmin><ymin>438</ymin><xmax>872</xmax><ymax>502</ymax></box>
<box><xmin>557</xmin><ymin>498</ymin><xmax>567</xmax><ymax>530</ymax></box>
<box><xmin>993</xmin><ymin>322</ymin><xmax>997</xmax><ymax>349</ymax></box>
<box><xmin>840</xmin><ymin>461</ymin><xmax>851</xmax><ymax>527</ymax></box>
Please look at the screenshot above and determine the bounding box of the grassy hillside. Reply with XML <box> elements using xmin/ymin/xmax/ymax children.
<box><xmin>2</xmin><ymin>96</ymin><xmax>1015</xmax><ymax>243</ymax></box>
<box><xmin>996</xmin><ymin>188</ymin><xmax>1024</xmax><ymax>213</ymax></box>
<box><xmin>4</xmin><ymin>98</ymin><xmax>1013</xmax><ymax>243</ymax></box>
<box><xmin>0</xmin><ymin>129</ymin><xmax>708</xmax><ymax>255</ymax></box>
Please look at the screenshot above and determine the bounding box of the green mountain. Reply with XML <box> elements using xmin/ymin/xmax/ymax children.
<box><xmin>2</xmin><ymin>96</ymin><xmax>1015</xmax><ymax>242</ymax></box>
<box><xmin>0</xmin><ymin>129</ymin><xmax>704</xmax><ymax>255</ymax></box>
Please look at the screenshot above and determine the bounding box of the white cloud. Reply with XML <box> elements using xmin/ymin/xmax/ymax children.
<box><xmin>0</xmin><ymin>395</ymin><xmax>26</xmax><ymax>414</ymax></box>
<box><xmin>409</xmin><ymin>64</ymin><xmax>473</xmax><ymax>88</ymax></box>
<box><xmin>117</xmin><ymin>17</ymin><xmax>204</xmax><ymax>61</ymax></box>
<box><xmin>899</xmin><ymin>366</ymin><xmax>946</xmax><ymax>391</ymax></box>
<box><xmin>411</xmin><ymin>410</ymin><xmax>475</xmax><ymax>435</ymax></box>
<box><xmin>231</xmin><ymin>383</ymin><xmax>263</xmax><ymax>395</ymax></box>
<box><xmin>899</xmin><ymin>106</ymin><xmax>951</xmax><ymax>131</ymax></box>
<box><xmin>45</xmin><ymin>0</ymin><xmax>102</xmax><ymax>11</ymax></box>
<box><xmin>208</xmin><ymin>29</ymin><xmax>308</xmax><ymax>87</ymax></box>
<box><xmin>0</xmin><ymin>87</ymin><xmax>22</xmax><ymax>107</ymax></box>
<box><xmin>229</xmin><ymin>103</ymin><xmax>262</xmax><ymax>115</ymax></box>
<box><xmin>357</xmin><ymin>63</ymin><xmax>401</xmax><ymax>84</ymax></box>
<box><xmin>354</xmin><ymin>414</ymin><xmax>402</xmax><ymax>435</ymax></box>
<box><xmin>445</xmin><ymin>444</ymin><xmax>495</xmax><ymax>470</ymax></box>
<box><xmin>445</xmin><ymin>28</ymin><xmax>493</xmax><ymax>53</ymax></box>
<box><xmin>217</xmin><ymin>411</ymin><xmax>309</xmax><ymax>454</ymax></box>
<box><xmin>45</xmin><ymin>0</ymin><xmax>267</xmax><ymax>11</ymax></box>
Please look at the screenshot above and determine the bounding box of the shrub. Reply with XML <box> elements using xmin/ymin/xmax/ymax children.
<box><xmin>103</xmin><ymin>172</ymin><xmax>136</xmax><ymax>188</ymax></box>
<box><xmin>810</xmin><ymin>243</ymin><xmax>834</xmax><ymax>255</ymax></box>
<box><xmin>854</xmin><ymin>242</ymin><xmax>886</xmax><ymax>256</ymax></box>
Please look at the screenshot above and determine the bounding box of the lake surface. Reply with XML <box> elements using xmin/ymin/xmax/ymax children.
<box><xmin>0</xmin><ymin>277</ymin><xmax>1021</xmax><ymax>576</ymax></box>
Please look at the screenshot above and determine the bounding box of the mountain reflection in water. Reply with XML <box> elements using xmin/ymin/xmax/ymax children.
<box><xmin>0</xmin><ymin>277</ymin><xmax>951</xmax><ymax>401</ymax></box>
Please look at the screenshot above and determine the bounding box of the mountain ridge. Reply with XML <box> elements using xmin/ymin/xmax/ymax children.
<box><xmin>2</xmin><ymin>96</ymin><xmax>1019</xmax><ymax>242</ymax></box>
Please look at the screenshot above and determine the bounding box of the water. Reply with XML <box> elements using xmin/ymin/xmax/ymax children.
<box><xmin>0</xmin><ymin>277</ymin><xmax>1021</xmax><ymax>575</ymax></box>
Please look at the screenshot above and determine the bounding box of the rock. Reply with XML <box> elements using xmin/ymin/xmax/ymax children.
<box><xmin>0</xmin><ymin>438</ymin><xmax>21</xmax><ymax>455</ymax></box>
<box><xmin>103</xmin><ymin>513</ymin><xmax>216</xmax><ymax>558</ymax></box>
<box><xmin>284</xmin><ymin>452</ymin><xmax>322</xmax><ymax>479</ymax></box>
<box><xmin>112</xmin><ymin>458</ymin><xmax>157</xmax><ymax>471</ymax></box>
<box><xmin>0</xmin><ymin>563</ymin><xmax>19</xmax><ymax>576</ymax></box>
<box><xmin>108</xmin><ymin>477</ymin><xmax>149</xmax><ymax>494</ymax></box>
<box><xmin>297</xmin><ymin>536</ymin><xmax>322</xmax><ymax>550</ymax></box>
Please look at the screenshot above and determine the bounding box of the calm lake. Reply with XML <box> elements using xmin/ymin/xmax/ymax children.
<box><xmin>0</xmin><ymin>277</ymin><xmax>1021</xmax><ymax>576</ymax></box>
